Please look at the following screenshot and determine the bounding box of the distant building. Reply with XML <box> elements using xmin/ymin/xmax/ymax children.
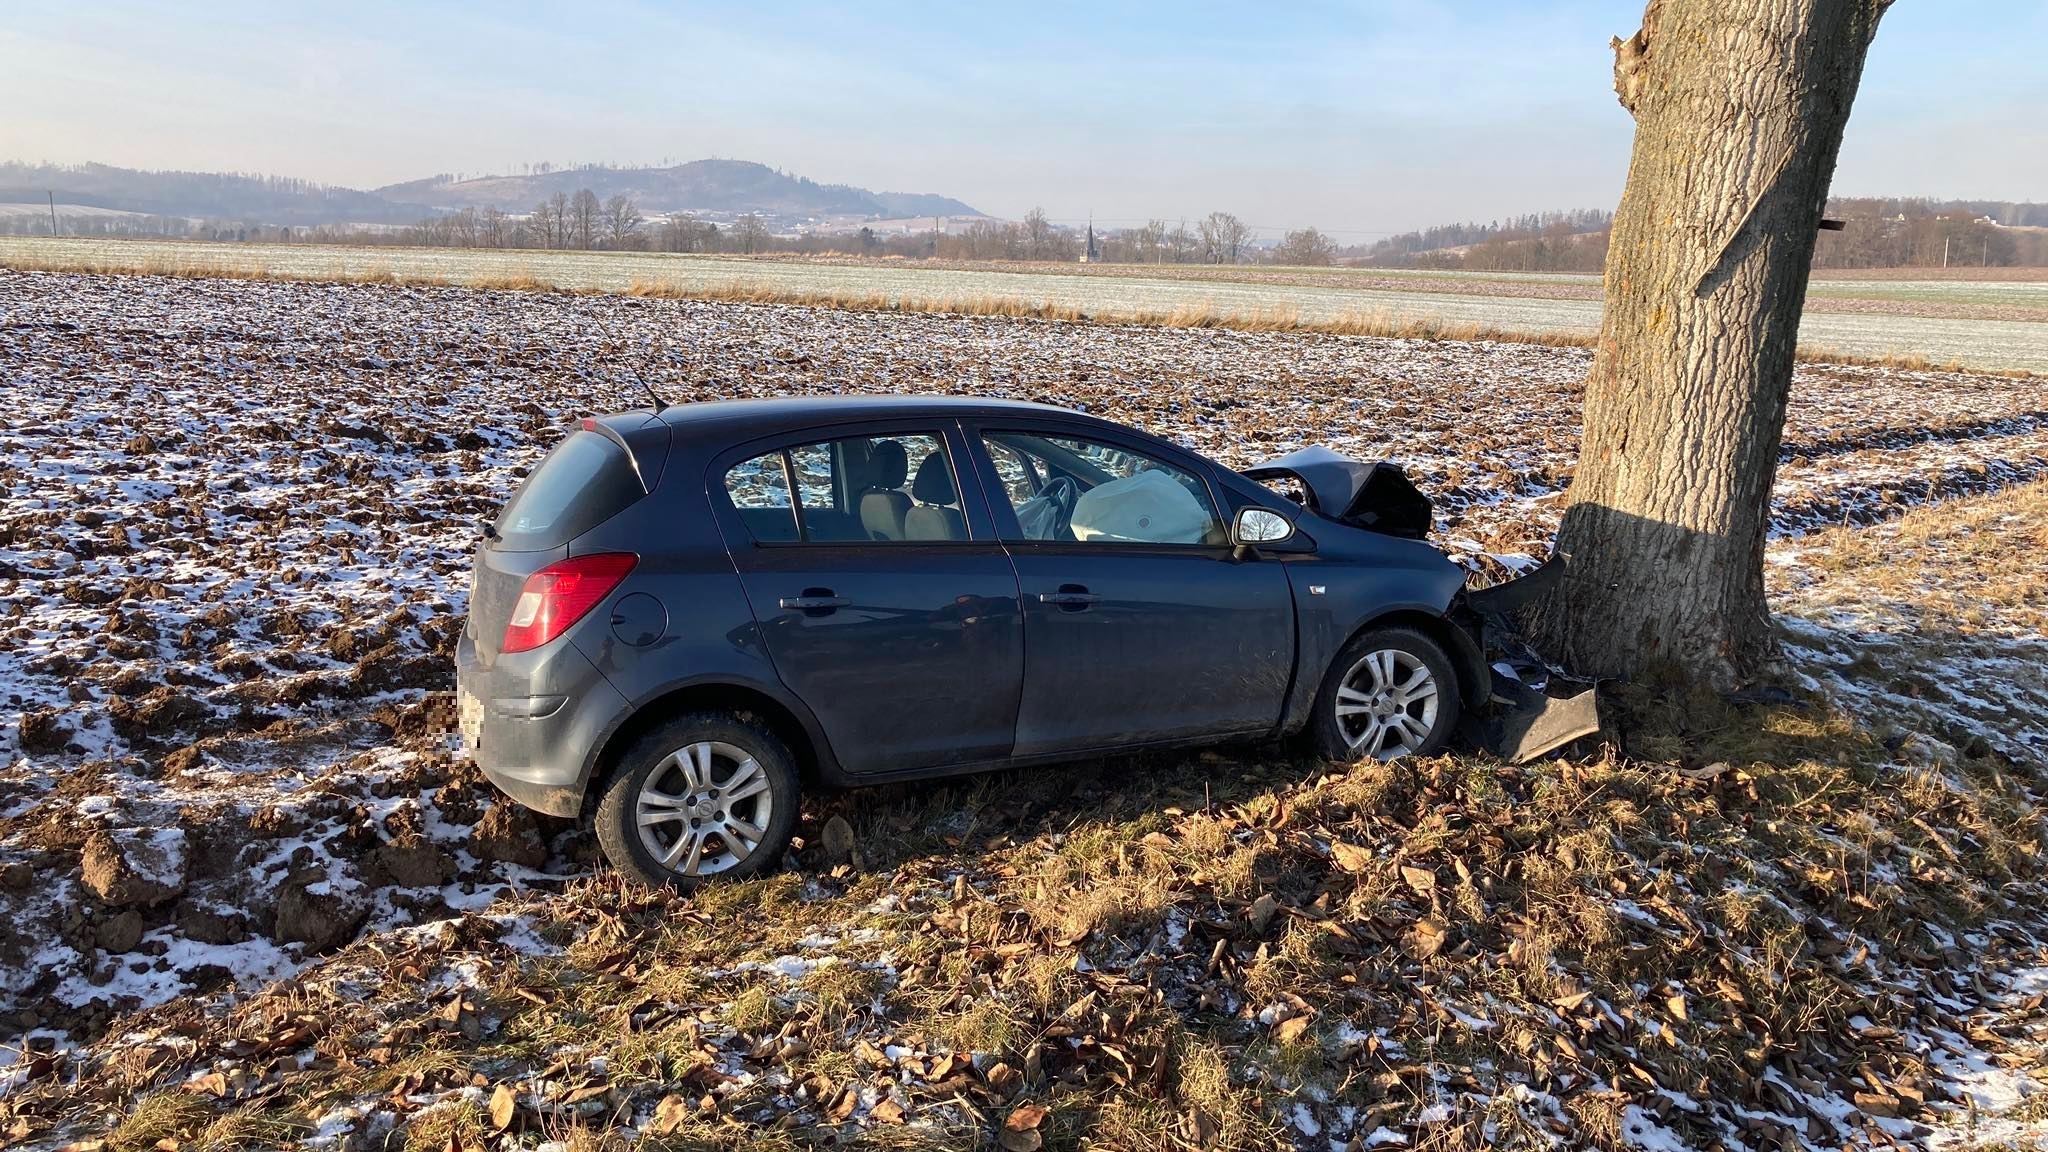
<box><xmin>1081</xmin><ymin>220</ymin><xmax>1100</xmax><ymax>263</ymax></box>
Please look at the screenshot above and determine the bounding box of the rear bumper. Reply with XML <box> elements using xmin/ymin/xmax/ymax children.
<box><xmin>455</xmin><ymin>629</ymin><xmax>630</xmax><ymax>819</ymax></box>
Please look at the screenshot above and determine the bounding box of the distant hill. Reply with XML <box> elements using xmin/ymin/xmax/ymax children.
<box><xmin>0</xmin><ymin>159</ymin><xmax>980</xmax><ymax>229</ymax></box>
<box><xmin>376</xmin><ymin>160</ymin><xmax>981</xmax><ymax>219</ymax></box>
<box><xmin>0</xmin><ymin>162</ymin><xmax>426</xmax><ymax>226</ymax></box>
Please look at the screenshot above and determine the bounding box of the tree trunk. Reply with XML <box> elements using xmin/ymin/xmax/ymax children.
<box><xmin>1531</xmin><ymin>0</ymin><xmax>1889</xmax><ymax>689</ymax></box>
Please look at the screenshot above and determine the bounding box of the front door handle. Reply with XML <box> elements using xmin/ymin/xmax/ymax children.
<box><xmin>1037</xmin><ymin>584</ymin><xmax>1100</xmax><ymax>610</ymax></box>
<box><xmin>779</xmin><ymin>590</ymin><xmax>851</xmax><ymax>612</ymax></box>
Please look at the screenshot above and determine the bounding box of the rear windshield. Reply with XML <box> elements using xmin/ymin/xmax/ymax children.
<box><xmin>493</xmin><ymin>430</ymin><xmax>643</xmax><ymax>550</ymax></box>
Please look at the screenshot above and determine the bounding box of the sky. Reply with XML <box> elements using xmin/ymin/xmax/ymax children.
<box><xmin>3</xmin><ymin>0</ymin><xmax>2042</xmax><ymax>237</ymax></box>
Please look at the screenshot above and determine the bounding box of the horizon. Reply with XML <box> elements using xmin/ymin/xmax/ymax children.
<box><xmin>2</xmin><ymin>2</ymin><xmax>2043</xmax><ymax>236</ymax></box>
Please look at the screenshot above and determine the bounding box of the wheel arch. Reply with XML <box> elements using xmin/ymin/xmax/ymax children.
<box><xmin>1348</xmin><ymin>608</ymin><xmax>1490</xmax><ymax>719</ymax></box>
<box><xmin>580</xmin><ymin>678</ymin><xmax>835</xmax><ymax>820</ymax></box>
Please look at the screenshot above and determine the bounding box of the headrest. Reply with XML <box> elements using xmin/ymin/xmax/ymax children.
<box><xmin>912</xmin><ymin>453</ymin><xmax>956</xmax><ymax>505</ymax></box>
<box><xmin>868</xmin><ymin>439</ymin><xmax>909</xmax><ymax>489</ymax></box>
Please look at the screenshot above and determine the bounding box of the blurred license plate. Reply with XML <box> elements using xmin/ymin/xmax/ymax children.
<box><xmin>459</xmin><ymin>690</ymin><xmax>483</xmax><ymax>750</ymax></box>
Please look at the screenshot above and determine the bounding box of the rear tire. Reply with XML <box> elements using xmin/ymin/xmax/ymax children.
<box><xmin>594</xmin><ymin>711</ymin><xmax>800</xmax><ymax>889</ymax></box>
<box><xmin>1309</xmin><ymin>626</ymin><xmax>1461</xmax><ymax>763</ymax></box>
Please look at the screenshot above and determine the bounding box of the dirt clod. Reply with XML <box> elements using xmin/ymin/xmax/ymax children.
<box><xmin>273</xmin><ymin>866</ymin><xmax>369</xmax><ymax>952</ymax></box>
<box><xmin>80</xmin><ymin>827</ymin><xmax>187</xmax><ymax>907</ymax></box>
<box><xmin>94</xmin><ymin>909</ymin><xmax>144</xmax><ymax>953</ymax></box>
<box><xmin>471</xmin><ymin>802</ymin><xmax>547</xmax><ymax>869</ymax></box>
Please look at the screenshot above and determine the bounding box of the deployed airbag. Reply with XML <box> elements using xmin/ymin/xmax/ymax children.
<box><xmin>1069</xmin><ymin>470</ymin><xmax>1212</xmax><ymax>544</ymax></box>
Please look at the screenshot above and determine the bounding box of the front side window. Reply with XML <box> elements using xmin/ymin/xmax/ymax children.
<box><xmin>981</xmin><ymin>432</ymin><xmax>1224</xmax><ymax>545</ymax></box>
<box><xmin>723</xmin><ymin>432</ymin><xmax>965</xmax><ymax>543</ymax></box>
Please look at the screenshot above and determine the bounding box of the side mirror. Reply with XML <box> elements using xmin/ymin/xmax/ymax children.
<box><xmin>1231</xmin><ymin>506</ymin><xmax>1294</xmax><ymax>548</ymax></box>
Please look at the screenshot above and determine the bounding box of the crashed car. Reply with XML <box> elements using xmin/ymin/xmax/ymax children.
<box><xmin>457</xmin><ymin>396</ymin><xmax>1528</xmax><ymax>887</ymax></box>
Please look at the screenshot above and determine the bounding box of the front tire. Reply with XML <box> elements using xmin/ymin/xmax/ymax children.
<box><xmin>594</xmin><ymin>711</ymin><xmax>800</xmax><ymax>889</ymax></box>
<box><xmin>1309</xmin><ymin>626</ymin><xmax>1461</xmax><ymax>762</ymax></box>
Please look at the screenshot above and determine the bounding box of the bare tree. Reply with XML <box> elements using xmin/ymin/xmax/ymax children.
<box><xmin>532</xmin><ymin>193</ymin><xmax>569</xmax><ymax>249</ymax></box>
<box><xmin>569</xmin><ymin>189</ymin><xmax>601</xmax><ymax>250</ymax></box>
<box><xmin>1166</xmin><ymin>220</ymin><xmax>1196</xmax><ymax>264</ymax></box>
<box><xmin>604</xmin><ymin>195</ymin><xmax>643</xmax><ymax>250</ymax></box>
<box><xmin>733</xmin><ymin>213</ymin><xmax>770</xmax><ymax>254</ymax></box>
<box><xmin>1022</xmin><ymin>207</ymin><xmax>1057</xmax><ymax>260</ymax></box>
<box><xmin>659</xmin><ymin>215</ymin><xmax>696</xmax><ymax>253</ymax></box>
<box><xmin>479</xmin><ymin>206</ymin><xmax>506</xmax><ymax>248</ymax></box>
<box><xmin>1197</xmin><ymin>212</ymin><xmax>1253</xmax><ymax>264</ymax></box>
<box><xmin>1529</xmin><ymin>0</ymin><xmax>1891</xmax><ymax>688</ymax></box>
<box><xmin>447</xmin><ymin>207</ymin><xmax>478</xmax><ymax>248</ymax></box>
<box><xmin>1273</xmin><ymin>226</ymin><xmax>1336</xmax><ymax>266</ymax></box>
<box><xmin>1135</xmin><ymin>219</ymin><xmax>1167</xmax><ymax>264</ymax></box>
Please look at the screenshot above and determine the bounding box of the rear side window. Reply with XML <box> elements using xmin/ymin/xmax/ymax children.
<box><xmin>494</xmin><ymin>430</ymin><xmax>644</xmax><ymax>550</ymax></box>
<box><xmin>723</xmin><ymin>452</ymin><xmax>799</xmax><ymax>542</ymax></box>
<box><xmin>721</xmin><ymin>432</ymin><xmax>962</xmax><ymax>543</ymax></box>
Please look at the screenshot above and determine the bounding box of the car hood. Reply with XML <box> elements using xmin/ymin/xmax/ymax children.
<box><xmin>1241</xmin><ymin>445</ymin><xmax>1432</xmax><ymax>540</ymax></box>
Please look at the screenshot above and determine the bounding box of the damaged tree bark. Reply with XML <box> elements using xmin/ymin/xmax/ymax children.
<box><xmin>1532</xmin><ymin>0</ymin><xmax>1891</xmax><ymax>689</ymax></box>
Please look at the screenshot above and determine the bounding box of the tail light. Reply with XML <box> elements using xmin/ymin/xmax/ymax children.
<box><xmin>501</xmin><ymin>552</ymin><xmax>638</xmax><ymax>654</ymax></box>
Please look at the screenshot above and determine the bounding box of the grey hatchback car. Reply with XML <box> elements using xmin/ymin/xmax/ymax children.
<box><xmin>456</xmin><ymin>396</ymin><xmax>1488</xmax><ymax>887</ymax></box>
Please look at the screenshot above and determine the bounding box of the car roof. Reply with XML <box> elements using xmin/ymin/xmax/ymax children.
<box><xmin>645</xmin><ymin>394</ymin><xmax>1102</xmax><ymax>438</ymax></box>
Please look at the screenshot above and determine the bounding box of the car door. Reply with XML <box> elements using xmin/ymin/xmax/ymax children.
<box><xmin>967</xmin><ymin>423</ymin><xmax>1295</xmax><ymax>758</ymax></box>
<box><xmin>711</xmin><ymin>423</ymin><xmax>1024</xmax><ymax>776</ymax></box>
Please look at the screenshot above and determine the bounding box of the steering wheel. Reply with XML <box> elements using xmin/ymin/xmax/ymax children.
<box><xmin>1040</xmin><ymin>476</ymin><xmax>1080</xmax><ymax>538</ymax></box>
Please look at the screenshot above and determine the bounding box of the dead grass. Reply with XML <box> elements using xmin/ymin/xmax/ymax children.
<box><xmin>23</xmin><ymin>705</ymin><xmax>2047</xmax><ymax>1148</ymax></box>
<box><xmin>11</xmin><ymin>244</ymin><xmax>2029</xmax><ymax>373</ymax></box>
<box><xmin>105</xmin><ymin>1091</ymin><xmax>213</xmax><ymax>1151</ymax></box>
<box><xmin>16</xmin><ymin>490</ymin><xmax>2048</xmax><ymax>1150</ymax></box>
<box><xmin>1792</xmin><ymin>479</ymin><xmax>2048</xmax><ymax>634</ymax></box>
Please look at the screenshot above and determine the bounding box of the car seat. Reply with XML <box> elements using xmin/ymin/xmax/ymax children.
<box><xmin>858</xmin><ymin>440</ymin><xmax>913</xmax><ymax>540</ymax></box>
<box><xmin>905</xmin><ymin>454</ymin><xmax>966</xmax><ymax>541</ymax></box>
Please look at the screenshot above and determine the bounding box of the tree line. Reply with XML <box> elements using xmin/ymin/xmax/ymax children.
<box><xmin>1812</xmin><ymin>199</ymin><xmax>2048</xmax><ymax>268</ymax></box>
<box><xmin>14</xmin><ymin>183</ymin><xmax>2043</xmax><ymax>270</ymax></box>
<box><xmin>400</xmin><ymin>201</ymin><xmax>1326</xmax><ymax>265</ymax></box>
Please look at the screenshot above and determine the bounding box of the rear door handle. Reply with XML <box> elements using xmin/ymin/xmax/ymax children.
<box><xmin>779</xmin><ymin>591</ymin><xmax>851</xmax><ymax>611</ymax></box>
<box><xmin>1037</xmin><ymin>584</ymin><xmax>1100</xmax><ymax>609</ymax></box>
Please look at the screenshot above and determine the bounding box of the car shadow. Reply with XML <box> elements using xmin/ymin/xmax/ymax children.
<box><xmin>786</xmin><ymin>740</ymin><xmax>1333</xmax><ymax>879</ymax></box>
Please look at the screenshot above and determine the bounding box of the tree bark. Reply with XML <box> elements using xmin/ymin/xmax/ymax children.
<box><xmin>1531</xmin><ymin>0</ymin><xmax>1889</xmax><ymax>689</ymax></box>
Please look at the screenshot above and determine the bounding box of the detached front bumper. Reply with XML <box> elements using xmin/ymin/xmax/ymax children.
<box><xmin>1452</xmin><ymin>557</ymin><xmax>1604</xmax><ymax>763</ymax></box>
<box><xmin>454</xmin><ymin>629</ymin><xmax>630</xmax><ymax>818</ymax></box>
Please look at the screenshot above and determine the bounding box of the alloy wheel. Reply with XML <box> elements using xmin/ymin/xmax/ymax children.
<box><xmin>634</xmin><ymin>740</ymin><xmax>775</xmax><ymax>876</ymax></box>
<box><xmin>1334</xmin><ymin>648</ymin><xmax>1440</xmax><ymax>760</ymax></box>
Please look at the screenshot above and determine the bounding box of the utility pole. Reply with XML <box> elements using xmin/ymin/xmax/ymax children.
<box><xmin>1942</xmin><ymin>236</ymin><xmax>1950</xmax><ymax>268</ymax></box>
<box><xmin>48</xmin><ymin>191</ymin><xmax>58</xmax><ymax>237</ymax></box>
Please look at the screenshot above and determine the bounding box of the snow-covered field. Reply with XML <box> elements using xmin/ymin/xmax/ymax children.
<box><xmin>7</xmin><ymin>236</ymin><xmax>2048</xmax><ymax>372</ymax></box>
<box><xmin>3</xmin><ymin>269</ymin><xmax>2046</xmax><ymax>1149</ymax></box>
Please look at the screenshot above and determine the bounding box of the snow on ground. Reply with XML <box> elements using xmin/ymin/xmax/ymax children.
<box><xmin>1</xmin><ymin>269</ymin><xmax>2046</xmax><ymax>1148</ymax></box>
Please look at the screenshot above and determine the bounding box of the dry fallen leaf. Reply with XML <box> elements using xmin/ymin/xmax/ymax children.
<box><xmin>985</xmin><ymin>1061</ymin><xmax>1024</xmax><ymax>1098</ymax></box>
<box><xmin>821</xmin><ymin>815</ymin><xmax>857</xmax><ymax>864</ymax></box>
<box><xmin>1405</xmin><ymin>916</ymin><xmax>1448</xmax><ymax>959</ymax></box>
<box><xmin>1247</xmin><ymin>893</ymin><xmax>1279</xmax><ymax>934</ymax></box>
<box><xmin>1000</xmin><ymin>1102</ymin><xmax>1049</xmax><ymax>1151</ymax></box>
<box><xmin>488</xmin><ymin>1083</ymin><xmax>517</xmax><ymax>1131</ymax></box>
<box><xmin>648</xmin><ymin>1094</ymin><xmax>691</xmax><ymax>1135</ymax></box>
<box><xmin>1400</xmin><ymin>864</ymin><xmax>1437</xmax><ymax>895</ymax></box>
<box><xmin>1331</xmin><ymin>842</ymin><xmax>1373</xmax><ymax>872</ymax></box>
<box><xmin>1273</xmin><ymin>1015</ymin><xmax>1313</xmax><ymax>1044</ymax></box>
